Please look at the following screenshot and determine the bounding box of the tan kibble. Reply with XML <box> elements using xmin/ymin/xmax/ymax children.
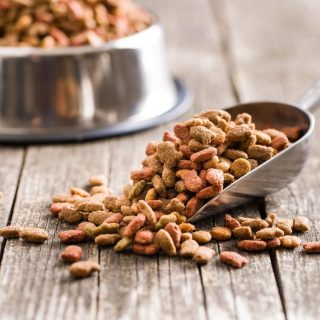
<box><xmin>230</xmin><ymin>158</ymin><xmax>251</xmax><ymax>178</ymax></box>
<box><xmin>265</xmin><ymin>212</ymin><xmax>277</xmax><ymax>226</ymax></box>
<box><xmin>76</xmin><ymin>200</ymin><xmax>105</xmax><ymax>212</ymax></box>
<box><xmin>210</xmin><ymin>227</ymin><xmax>232</xmax><ymax>241</ymax></box>
<box><xmin>280</xmin><ymin>235</ymin><xmax>301</xmax><ymax>248</ymax></box>
<box><xmin>275</xmin><ymin>219</ymin><xmax>293</xmax><ymax>235</ymax></box>
<box><xmin>233</xmin><ymin>226</ymin><xmax>254</xmax><ymax>240</ymax></box>
<box><xmin>59</xmin><ymin>207</ymin><xmax>83</xmax><ymax>224</ymax></box>
<box><xmin>88</xmin><ymin>211</ymin><xmax>112</xmax><ymax>225</ymax></box>
<box><xmin>69</xmin><ymin>261</ymin><xmax>101</xmax><ymax>278</ymax></box>
<box><xmin>255</xmin><ymin>227</ymin><xmax>284</xmax><ymax>240</ymax></box>
<box><xmin>179</xmin><ymin>239</ymin><xmax>199</xmax><ymax>258</ymax></box>
<box><xmin>224</xmin><ymin>149</ymin><xmax>248</xmax><ymax>160</ymax></box>
<box><xmin>179</xmin><ymin>223</ymin><xmax>196</xmax><ymax>233</ymax></box>
<box><xmin>0</xmin><ymin>226</ymin><xmax>21</xmax><ymax>238</ymax></box>
<box><xmin>20</xmin><ymin>227</ymin><xmax>48</xmax><ymax>243</ymax></box>
<box><xmin>155</xmin><ymin>229</ymin><xmax>176</xmax><ymax>256</ymax></box>
<box><xmin>192</xmin><ymin>231</ymin><xmax>212</xmax><ymax>244</ymax></box>
<box><xmin>293</xmin><ymin>216</ymin><xmax>310</xmax><ymax>232</ymax></box>
<box><xmin>138</xmin><ymin>200</ymin><xmax>157</xmax><ymax>228</ymax></box>
<box><xmin>114</xmin><ymin>237</ymin><xmax>132</xmax><ymax>252</ymax></box>
<box><xmin>247</xmin><ymin>145</ymin><xmax>273</xmax><ymax>161</ymax></box>
<box><xmin>70</xmin><ymin>187</ymin><xmax>90</xmax><ymax>198</ymax></box>
<box><xmin>241</xmin><ymin>218</ymin><xmax>269</xmax><ymax>231</ymax></box>
<box><xmin>254</xmin><ymin>130</ymin><xmax>272</xmax><ymax>145</ymax></box>
<box><xmin>89</xmin><ymin>175</ymin><xmax>106</xmax><ymax>186</ymax></box>
<box><xmin>95</xmin><ymin>234</ymin><xmax>121</xmax><ymax>246</ymax></box>
<box><xmin>181</xmin><ymin>232</ymin><xmax>193</xmax><ymax>242</ymax></box>
<box><xmin>151</xmin><ymin>175</ymin><xmax>166</xmax><ymax>198</ymax></box>
<box><xmin>193</xmin><ymin>246</ymin><xmax>215</xmax><ymax>264</ymax></box>
<box><xmin>224</xmin><ymin>214</ymin><xmax>241</xmax><ymax>230</ymax></box>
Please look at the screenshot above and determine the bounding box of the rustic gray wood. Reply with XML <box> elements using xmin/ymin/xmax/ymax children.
<box><xmin>220</xmin><ymin>1</ymin><xmax>320</xmax><ymax>319</ymax></box>
<box><xmin>0</xmin><ymin>0</ymin><xmax>319</xmax><ymax>319</ymax></box>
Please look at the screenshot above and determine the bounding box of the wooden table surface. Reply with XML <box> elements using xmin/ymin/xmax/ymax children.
<box><xmin>0</xmin><ymin>1</ymin><xmax>320</xmax><ymax>319</ymax></box>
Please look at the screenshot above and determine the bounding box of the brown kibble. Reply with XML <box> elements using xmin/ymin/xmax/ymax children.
<box><xmin>133</xmin><ymin>243</ymin><xmax>160</xmax><ymax>256</ymax></box>
<box><xmin>293</xmin><ymin>216</ymin><xmax>310</xmax><ymax>232</ymax></box>
<box><xmin>224</xmin><ymin>149</ymin><xmax>248</xmax><ymax>160</ymax></box>
<box><xmin>61</xmin><ymin>245</ymin><xmax>83</xmax><ymax>263</ymax></box>
<box><xmin>114</xmin><ymin>237</ymin><xmax>132</xmax><ymax>252</ymax></box>
<box><xmin>95</xmin><ymin>234</ymin><xmax>121</xmax><ymax>246</ymax></box>
<box><xmin>58</xmin><ymin>229</ymin><xmax>86</xmax><ymax>243</ymax></box>
<box><xmin>130</xmin><ymin>167</ymin><xmax>156</xmax><ymax>181</ymax></box>
<box><xmin>138</xmin><ymin>200</ymin><xmax>157</xmax><ymax>228</ymax></box>
<box><xmin>69</xmin><ymin>260</ymin><xmax>101</xmax><ymax>278</ymax></box>
<box><xmin>254</xmin><ymin>130</ymin><xmax>272</xmax><ymax>145</ymax></box>
<box><xmin>70</xmin><ymin>187</ymin><xmax>90</xmax><ymax>198</ymax></box>
<box><xmin>151</xmin><ymin>175</ymin><xmax>166</xmax><ymax>197</ymax></box>
<box><xmin>241</xmin><ymin>218</ymin><xmax>269</xmax><ymax>231</ymax></box>
<box><xmin>271</xmin><ymin>135</ymin><xmax>289</xmax><ymax>151</ymax></box>
<box><xmin>210</xmin><ymin>226</ymin><xmax>232</xmax><ymax>241</ymax></box>
<box><xmin>76</xmin><ymin>200</ymin><xmax>105</xmax><ymax>212</ymax></box>
<box><xmin>266</xmin><ymin>238</ymin><xmax>281</xmax><ymax>249</ymax></box>
<box><xmin>20</xmin><ymin>227</ymin><xmax>48</xmax><ymax>243</ymax></box>
<box><xmin>233</xmin><ymin>226</ymin><xmax>254</xmax><ymax>240</ymax></box>
<box><xmin>280</xmin><ymin>126</ymin><xmax>301</xmax><ymax>142</ymax></box>
<box><xmin>275</xmin><ymin>219</ymin><xmax>293</xmax><ymax>235</ymax></box>
<box><xmin>89</xmin><ymin>175</ymin><xmax>106</xmax><ymax>186</ymax></box>
<box><xmin>190</xmin><ymin>147</ymin><xmax>217</xmax><ymax>163</ymax></box>
<box><xmin>224</xmin><ymin>214</ymin><xmax>241</xmax><ymax>230</ymax></box>
<box><xmin>303</xmin><ymin>241</ymin><xmax>320</xmax><ymax>253</ymax></box>
<box><xmin>156</xmin><ymin>141</ymin><xmax>183</xmax><ymax>168</ymax></box>
<box><xmin>226</xmin><ymin>124</ymin><xmax>251</xmax><ymax>143</ymax></box>
<box><xmin>164</xmin><ymin>222</ymin><xmax>182</xmax><ymax>248</ymax></box>
<box><xmin>220</xmin><ymin>251</ymin><xmax>248</xmax><ymax>268</ymax></box>
<box><xmin>155</xmin><ymin>229</ymin><xmax>176</xmax><ymax>256</ymax></box>
<box><xmin>128</xmin><ymin>180</ymin><xmax>146</xmax><ymax>200</ymax></box>
<box><xmin>165</xmin><ymin>198</ymin><xmax>185</xmax><ymax>213</ymax></box>
<box><xmin>256</xmin><ymin>227</ymin><xmax>284</xmax><ymax>240</ymax></box>
<box><xmin>105</xmin><ymin>213</ymin><xmax>123</xmax><ymax>224</ymax></box>
<box><xmin>0</xmin><ymin>225</ymin><xmax>21</xmax><ymax>238</ymax></box>
<box><xmin>174</xmin><ymin>123</ymin><xmax>191</xmax><ymax>145</ymax></box>
<box><xmin>280</xmin><ymin>235</ymin><xmax>301</xmax><ymax>248</ymax></box>
<box><xmin>50</xmin><ymin>202</ymin><xmax>74</xmax><ymax>216</ymax></box>
<box><xmin>181</xmin><ymin>232</ymin><xmax>193</xmax><ymax>242</ymax></box>
<box><xmin>163</xmin><ymin>130</ymin><xmax>181</xmax><ymax>146</ymax></box>
<box><xmin>145</xmin><ymin>142</ymin><xmax>157</xmax><ymax>155</ymax></box>
<box><xmin>181</xmin><ymin>170</ymin><xmax>203</xmax><ymax>193</ymax></box>
<box><xmin>146</xmin><ymin>200</ymin><xmax>162</xmax><ymax>210</ymax></box>
<box><xmin>224</xmin><ymin>173</ymin><xmax>235</xmax><ymax>185</ymax></box>
<box><xmin>193</xmin><ymin>246</ymin><xmax>215</xmax><ymax>264</ymax></box>
<box><xmin>230</xmin><ymin>158</ymin><xmax>251</xmax><ymax>178</ymax></box>
<box><xmin>192</xmin><ymin>231</ymin><xmax>212</xmax><ymax>244</ymax></box>
<box><xmin>247</xmin><ymin>145</ymin><xmax>273</xmax><ymax>161</ymax></box>
<box><xmin>206</xmin><ymin>168</ymin><xmax>224</xmax><ymax>192</ymax></box>
<box><xmin>186</xmin><ymin>197</ymin><xmax>202</xmax><ymax>218</ymax></box>
<box><xmin>179</xmin><ymin>239</ymin><xmax>199</xmax><ymax>258</ymax></box>
<box><xmin>59</xmin><ymin>207</ymin><xmax>83</xmax><ymax>224</ymax></box>
<box><xmin>162</xmin><ymin>166</ymin><xmax>176</xmax><ymax>188</ymax></box>
<box><xmin>179</xmin><ymin>223</ymin><xmax>196</xmax><ymax>233</ymax></box>
<box><xmin>237</xmin><ymin>240</ymin><xmax>267</xmax><ymax>251</ymax></box>
<box><xmin>123</xmin><ymin>214</ymin><xmax>146</xmax><ymax>238</ymax></box>
<box><xmin>88</xmin><ymin>210</ymin><xmax>112</xmax><ymax>225</ymax></box>
<box><xmin>134</xmin><ymin>230</ymin><xmax>154</xmax><ymax>245</ymax></box>
<box><xmin>265</xmin><ymin>212</ymin><xmax>277</xmax><ymax>226</ymax></box>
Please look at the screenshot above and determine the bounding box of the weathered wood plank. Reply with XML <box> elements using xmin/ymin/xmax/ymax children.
<box><xmin>0</xmin><ymin>143</ymin><xmax>111</xmax><ymax>320</ymax></box>
<box><xmin>220</xmin><ymin>0</ymin><xmax>320</xmax><ymax>318</ymax></box>
<box><xmin>0</xmin><ymin>147</ymin><xmax>24</xmax><ymax>247</ymax></box>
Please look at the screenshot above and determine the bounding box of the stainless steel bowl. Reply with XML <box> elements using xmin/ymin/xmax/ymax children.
<box><xmin>0</xmin><ymin>19</ymin><xmax>191</xmax><ymax>143</ymax></box>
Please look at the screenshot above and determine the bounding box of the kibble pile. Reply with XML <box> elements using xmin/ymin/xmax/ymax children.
<box><xmin>0</xmin><ymin>0</ymin><xmax>151</xmax><ymax>48</ymax></box>
<box><xmin>0</xmin><ymin>108</ymin><xmax>317</xmax><ymax>278</ymax></box>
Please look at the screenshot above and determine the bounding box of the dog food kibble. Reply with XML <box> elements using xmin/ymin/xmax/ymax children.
<box><xmin>293</xmin><ymin>216</ymin><xmax>310</xmax><ymax>232</ymax></box>
<box><xmin>303</xmin><ymin>241</ymin><xmax>320</xmax><ymax>253</ymax></box>
<box><xmin>0</xmin><ymin>0</ymin><xmax>151</xmax><ymax>48</ymax></box>
<box><xmin>6</xmin><ymin>107</ymin><xmax>305</xmax><ymax>279</ymax></box>
<box><xmin>193</xmin><ymin>246</ymin><xmax>215</xmax><ymax>264</ymax></box>
<box><xmin>69</xmin><ymin>261</ymin><xmax>101</xmax><ymax>278</ymax></box>
<box><xmin>220</xmin><ymin>251</ymin><xmax>248</xmax><ymax>268</ymax></box>
<box><xmin>20</xmin><ymin>227</ymin><xmax>48</xmax><ymax>243</ymax></box>
<box><xmin>210</xmin><ymin>227</ymin><xmax>232</xmax><ymax>241</ymax></box>
<box><xmin>0</xmin><ymin>226</ymin><xmax>21</xmax><ymax>238</ymax></box>
<box><xmin>61</xmin><ymin>245</ymin><xmax>83</xmax><ymax>263</ymax></box>
<box><xmin>280</xmin><ymin>236</ymin><xmax>301</xmax><ymax>248</ymax></box>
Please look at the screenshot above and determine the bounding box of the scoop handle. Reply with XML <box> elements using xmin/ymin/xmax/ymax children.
<box><xmin>296</xmin><ymin>80</ymin><xmax>320</xmax><ymax>113</ymax></box>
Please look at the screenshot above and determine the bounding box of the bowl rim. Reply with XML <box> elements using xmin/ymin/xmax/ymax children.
<box><xmin>0</xmin><ymin>8</ymin><xmax>159</xmax><ymax>57</ymax></box>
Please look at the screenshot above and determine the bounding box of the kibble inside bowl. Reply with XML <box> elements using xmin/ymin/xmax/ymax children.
<box><xmin>0</xmin><ymin>0</ymin><xmax>152</xmax><ymax>48</ymax></box>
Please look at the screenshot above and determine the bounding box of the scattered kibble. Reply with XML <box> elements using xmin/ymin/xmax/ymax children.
<box><xmin>61</xmin><ymin>245</ymin><xmax>83</xmax><ymax>263</ymax></box>
<box><xmin>69</xmin><ymin>260</ymin><xmax>101</xmax><ymax>278</ymax></box>
<box><xmin>220</xmin><ymin>251</ymin><xmax>248</xmax><ymax>268</ymax></box>
<box><xmin>20</xmin><ymin>227</ymin><xmax>48</xmax><ymax>243</ymax></box>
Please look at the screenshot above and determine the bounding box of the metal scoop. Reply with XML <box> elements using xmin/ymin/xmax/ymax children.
<box><xmin>189</xmin><ymin>81</ymin><xmax>320</xmax><ymax>222</ymax></box>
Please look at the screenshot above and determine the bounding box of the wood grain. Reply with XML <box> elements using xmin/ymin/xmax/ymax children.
<box><xmin>220</xmin><ymin>0</ymin><xmax>320</xmax><ymax>319</ymax></box>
